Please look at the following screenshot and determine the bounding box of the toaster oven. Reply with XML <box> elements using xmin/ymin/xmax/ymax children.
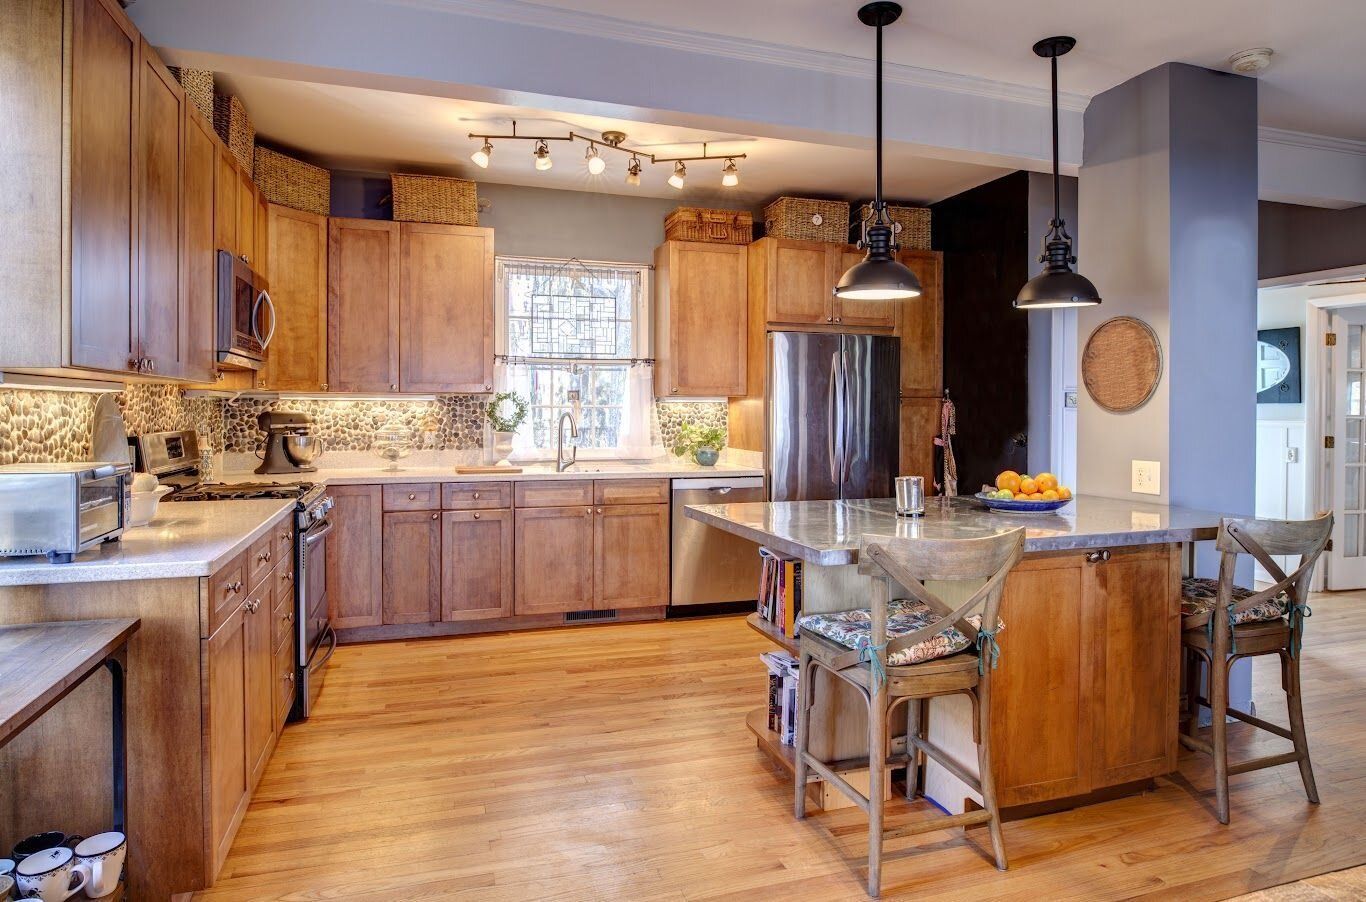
<box><xmin>0</xmin><ymin>462</ymin><xmax>132</xmax><ymax>563</ymax></box>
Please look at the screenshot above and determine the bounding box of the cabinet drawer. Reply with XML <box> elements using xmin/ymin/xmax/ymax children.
<box><xmin>274</xmin><ymin>518</ymin><xmax>295</xmax><ymax>561</ymax></box>
<box><xmin>383</xmin><ymin>483</ymin><xmax>440</xmax><ymax>510</ymax></box>
<box><xmin>273</xmin><ymin>594</ymin><xmax>296</xmax><ymax>651</ymax></box>
<box><xmin>274</xmin><ymin>552</ymin><xmax>296</xmax><ymax>602</ymax></box>
<box><xmin>206</xmin><ymin>552</ymin><xmax>248</xmax><ymax>638</ymax></box>
<box><xmin>273</xmin><ymin>635</ymin><xmax>296</xmax><ymax>730</ymax></box>
<box><xmin>594</xmin><ymin>478</ymin><xmax>669</xmax><ymax>505</ymax></box>
<box><xmin>247</xmin><ymin>532</ymin><xmax>280</xmax><ymax>590</ymax></box>
<box><xmin>442</xmin><ymin>481</ymin><xmax>511</xmax><ymax>510</ymax></box>
<box><xmin>514</xmin><ymin>480</ymin><xmax>593</xmax><ymax>508</ymax></box>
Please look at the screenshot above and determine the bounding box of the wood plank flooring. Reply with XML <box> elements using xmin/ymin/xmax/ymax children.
<box><xmin>196</xmin><ymin>592</ymin><xmax>1366</xmax><ymax>901</ymax></box>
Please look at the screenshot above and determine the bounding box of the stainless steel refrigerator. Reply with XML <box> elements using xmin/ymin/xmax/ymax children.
<box><xmin>767</xmin><ymin>331</ymin><xmax>900</xmax><ymax>501</ymax></box>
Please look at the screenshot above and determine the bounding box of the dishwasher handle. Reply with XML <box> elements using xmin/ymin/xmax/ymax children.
<box><xmin>672</xmin><ymin>476</ymin><xmax>765</xmax><ymax>491</ymax></box>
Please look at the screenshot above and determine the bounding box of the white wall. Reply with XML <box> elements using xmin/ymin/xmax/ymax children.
<box><xmin>1254</xmin><ymin>289</ymin><xmax>1309</xmax><ymax>581</ymax></box>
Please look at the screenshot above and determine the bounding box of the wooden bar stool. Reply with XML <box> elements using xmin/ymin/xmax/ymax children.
<box><xmin>1179</xmin><ymin>513</ymin><xmax>1332</xmax><ymax>825</ymax></box>
<box><xmin>793</xmin><ymin>528</ymin><xmax>1024</xmax><ymax>898</ymax></box>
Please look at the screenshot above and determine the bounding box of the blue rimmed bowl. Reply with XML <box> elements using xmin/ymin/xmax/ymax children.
<box><xmin>974</xmin><ymin>491</ymin><xmax>1072</xmax><ymax>514</ymax></box>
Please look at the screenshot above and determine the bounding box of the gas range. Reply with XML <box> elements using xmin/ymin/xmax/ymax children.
<box><xmin>167</xmin><ymin>481</ymin><xmax>324</xmax><ymax>504</ymax></box>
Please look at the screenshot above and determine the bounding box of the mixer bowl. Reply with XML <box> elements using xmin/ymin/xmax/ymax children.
<box><xmin>283</xmin><ymin>434</ymin><xmax>325</xmax><ymax>467</ymax></box>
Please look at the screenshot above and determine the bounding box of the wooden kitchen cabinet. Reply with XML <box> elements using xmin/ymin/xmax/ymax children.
<box><xmin>255</xmin><ymin>189</ymin><xmax>270</xmax><ymax>279</ymax></box>
<box><xmin>181</xmin><ymin>104</ymin><xmax>219</xmax><ymax>383</ymax></box>
<box><xmin>215</xmin><ymin>145</ymin><xmax>239</xmax><ymax>257</ymax></box>
<box><xmin>749</xmin><ymin>237</ymin><xmax>831</xmax><ymax>326</ymax></box>
<box><xmin>442</xmin><ymin>509</ymin><xmax>514</xmax><ymax>621</ymax></box>
<box><xmin>897</xmin><ymin>249</ymin><xmax>943</xmax><ymax>397</ymax></box>
<box><xmin>831</xmin><ymin>246</ymin><xmax>900</xmax><ymax>329</ymax></box>
<box><xmin>204</xmin><ymin>597</ymin><xmax>249</xmax><ymax>878</ymax></box>
<box><xmin>654</xmin><ymin>240</ymin><xmax>747</xmax><ymax>397</ymax></box>
<box><xmin>261</xmin><ymin>204</ymin><xmax>328</xmax><ymax>391</ymax></box>
<box><xmin>399</xmin><ymin>222</ymin><xmax>494</xmax><ymax>393</ymax></box>
<box><xmin>514</xmin><ymin>506</ymin><xmax>595</xmax><ymax>615</ymax></box>
<box><xmin>244</xmin><ymin>573</ymin><xmax>276</xmax><ymax>789</ymax></box>
<box><xmin>593</xmin><ymin>503</ymin><xmax>668</xmax><ymax>609</ymax></box>
<box><xmin>899</xmin><ymin>397</ymin><xmax>939</xmax><ymax>490</ymax></box>
<box><xmin>328</xmin><ymin>218</ymin><xmax>400</xmax><ymax>392</ymax></box>
<box><xmin>236</xmin><ymin>166</ymin><xmax>257</xmax><ymax>270</ymax></box>
<box><xmin>326</xmin><ymin>484</ymin><xmax>384</xmax><ymax>629</ymax></box>
<box><xmin>382</xmin><ymin>510</ymin><xmax>443</xmax><ymax>625</ymax></box>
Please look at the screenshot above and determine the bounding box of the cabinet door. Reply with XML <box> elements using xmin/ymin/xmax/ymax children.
<box><xmin>328</xmin><ymin>218</ymin><xmax>399</xmax><ymax>392</ymax></box>
<box><xmin>399</xmin><ymin>223</ymin><xmax>494</xmax><ymax>392</ymax></box>
<box><xmin>135</xmin><ymin>41</ymin><xmax>186</xmax><ymax>379</ymax></box>
<box><xmin>766</xmin><ymin>239</ymin><xmax>833</xmax><ymax>325</ymax></box>
<box><xmin>181</xmin><ymin>106</ymin><xmax>218</xmax><ymax>382</ymax></box>
<box><xmin>593</xmin><ymin>504</ymin><xmax>668</xmax><ymax>610</ymax></box>
<box><xmin>244</xmin><ymin>574</ymin><xmax>275</xmax><ymax>789</ymax></box>
<box><xmin>833</xmin><ymin>246</ymin><xmax>899</xmax><ymax>329</ymax></box>
<box><xmin>898</xmin><ymin>397</ymin><xmax>939</xmax><ymax>490</ymax></box>
<box><xmin>382</xmin><ymin>510</ymin><xmax>442</xmax><ymax>625</ymax></box>
<box><xmin>326</xmin><ymin>484</ymin><xmax>383</xmax><ymax>629</ymax></box>
<box><xmin>655</xmin><ymin>241</ymin><xmax>747</xmax><ymax>397</ymax></box>
<box><xmin>255</xmin><ymin>190</ymin><xmax>270</xmax><ymax>279</ymax></box>
<box><xmin>442</xmin><ymin>509</ymin><xmax>513</xmax><ymax>621</ymax></box>
<box><xmin>69</xmin><ymin>0</ymin><xmax>139</xmax><ymax>373</ymax></box>
<box><xmin>205</xmin><ymin>600</ymin><xmax>248</xmax><ymax>876</ymax></box>
<box><xmin>989</xmin><ymin>553</ymin><xmax>1092</xmax><ymax>807</ymax></box>
<box><xmin>514</xmin><ymin>506</ymin><xmax>594</xmax><ymax>615</ymax></box>
<box><xmin>262</xmin><ymin>205</ymin><xmax>328</xmax><ymax>391</ymax></box>
<box><xmin>215</xmin><ymin>145</ymin><xmax>238</xmax><ymax>257</ymax></box>
<box><xmin>1088</xmin><ymin>545</ymin><xmax>1180</xmax><ymax>786</ymax></box>
<box><xmin>898</xmin><ymin>250</ymin><xmax>943</xmax><ymax>396</ymax></box>
<box><xmin>236</xmin><ymin>169</ymin><xmax>256</xmax><ymax>268</ymax></box>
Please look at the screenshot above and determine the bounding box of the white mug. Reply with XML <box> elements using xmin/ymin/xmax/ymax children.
<box><xmin>73</xmin><ymin>833</ymin><xmax>126</xmax><ymax>898</ymax></box>
<box><xmin>13</xmin><ymin>848</ymin><xmax>87</xmax><ymax>902</ymax></box>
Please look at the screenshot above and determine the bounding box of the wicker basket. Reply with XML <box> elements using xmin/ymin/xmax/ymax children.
<box><xmin>853</xmin><ymin>203</ymin><xmax>931</xmax><ymax>250</ymax></box>
<box><xmin>391</xmin><ymin>174</ymin><xmax>478</xmax><ymax>225</ymax></box>
<box><xmin>664</xmin><ymin>207</ymin><xmax>753</xmax><ymax>245</ymax></box>
<box><xmin>168</xmin><ymin>66</ymin><xmax>213</xmax><ymax>122</ymax></box>
<box><xmin>763</xmin><ymin>197</ymin><xmax>849</xmax><ymax>243</ymax></box>
<box><xmin>254</xmin><ymin>146</ymin><xmax>331</xmax><ymax>216</ymax></box>
<box><xmin>212</xmin><ymin>94</ymin><xmax>255</xmax><ymax>175</ymax></box>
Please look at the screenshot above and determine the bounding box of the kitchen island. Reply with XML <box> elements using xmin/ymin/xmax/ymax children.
<box><xmin>686</xmin><ymin>494</ymin><xmax>1228</xmax><ymax>816</ymax></box>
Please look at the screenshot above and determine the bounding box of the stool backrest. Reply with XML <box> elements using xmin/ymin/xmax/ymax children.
<box><xmin>1212</xmin><ymin>513</ymin><xmax>1333</xmax><ymax>623</ymax></box>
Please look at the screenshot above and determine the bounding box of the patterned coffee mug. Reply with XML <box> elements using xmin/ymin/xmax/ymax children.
<box><xmin>13</xmin><ymin>848</ymin><xmax>87</xmax><ymax>902</ymax></box>
<box><xmin>73</xmin><ymin>833</ymin><xmax>126</xmax><ymax>898</ymax></box>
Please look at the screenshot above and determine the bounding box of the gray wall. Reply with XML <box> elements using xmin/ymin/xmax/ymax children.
<box><xmin>1025</xmin><ymin>172</ymin><xmax>1077</xmax><ymax>474</ymax></box>
<box><xmin>1259</xmin><ymin>201</ymin><xmax>1366</xmax><ymax>280</ymax></box>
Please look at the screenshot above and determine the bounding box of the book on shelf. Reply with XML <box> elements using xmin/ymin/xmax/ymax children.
<box><xmin>756</xmin><ymin>547</ymin><xmax>803</xmax><ymax>639</ymax></box>
<box><xmin>759</xmin><ymin>650</ymin><xmax>800</xmax><ymax>745</ymax></box>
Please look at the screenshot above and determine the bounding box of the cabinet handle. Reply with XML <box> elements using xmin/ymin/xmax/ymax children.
<box><xmin>284</xmin><ymin>611</ymin><xmax>294</xmax><ymax>623</ymax></box>
<box><xmin>472</xmin><ymin>513</ymin><xmax>481</xmax><ymax>520</ymax></box>
<box><xmin>431</xmin><ymin>513</ymin><xmax>439</xmax><ymax>520</ymax></box>
<box><xmin>671</xmin><ymin>388</ymin><xmax>678</xmax><ymax>394</ymax></box>
<box><xmin>280</xmin><ymin>569</ymin><xmax>292</xmax><ymax>581</ymax></box>
<box><xmin>284</xmin><ymin>672</ymin><xmax>294</xmax><ymax>684</ymax></box>
<box><xmin>596</xmin><ymin>507</ymin><xmax>604</xmax><ymax>514</ymax></box>
<box><xmin>472</xmin><ymin>492</ymin><xmax>480</xmax><ymax>499</ymax></box>
<box><xmin>408</xmin><ymin>493</ymin><xmax>417</xmax><ymax>500</ymax></box>
<box><xmin>321</xmin><ymin>383</ymin><xmax>329</xmax><ymax>391</ymax></box>
<box><xmin>390</xmin><ymin>383</ymin><xmax>398</xmax><ymax>391</ymax></box>
<box><xmin>147</xmin><ymin>358</ymin><xmax>156</xmax><ymax>373</ymax></box>
<box><xmin>1086</xmin><ymin>549</ymin><xmax>1111</xmax><ymax>564</ymax></box>
<box><xmin>484</xmin><ymin>383</ymin><xmax>492</xmax><ymax>390</ymax></box>
<box><xmin>240</xmin><ymin>254</ymin><xmax>250</xmax><ymax>264</ymax></box>
<box><xmin>259</xmin><ymin>550</ymin><xmax>271</xmax><ymax>562</ymax></box>
<box><xmin>834</xmin><ymin>317</ymin><xmax>842</xmax><ymax>324</ymax></box>
<box><xmin>227</xmin><ymin>580</ymin><xmax>244</xmax><ymax>593</ymax></box>
<box><xmin>826</xmin><ymin>316</ymin><xmax>834</xmax><ymax>323</ymax></box>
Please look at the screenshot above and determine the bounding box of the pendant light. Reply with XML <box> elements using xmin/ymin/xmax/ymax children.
<box><xmin>834</xmin><ymin>2</ymin><xmax>922</xmax><ymax>302</ymax></box>
<box><xmin>1014</xmin><ymin>36</ymin><xmax>1101</xmax><ymax>309</ymax></box>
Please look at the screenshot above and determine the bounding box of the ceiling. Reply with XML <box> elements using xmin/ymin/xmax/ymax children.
<box><xmin>462</xmin><ymin>0</ymin><xmax>1366</xmax><ymax>141</ymax></box>
<box><xmin>217</xmin><ymin>74</ymin><xmax>1012</xmax><ymax>204</ymax></box>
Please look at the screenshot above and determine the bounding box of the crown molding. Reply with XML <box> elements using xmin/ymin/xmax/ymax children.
<box><xmin>390</xmin><ymin>0</ymin><xmax>1090</xmax><ymax>112</ymax></box>
<box><xmin>1258</xmin><ymin>126</ymin><xmax>1366</xmax><ymax>157</ymax></box>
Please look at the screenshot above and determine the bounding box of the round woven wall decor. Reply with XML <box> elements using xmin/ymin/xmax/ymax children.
<box><xmin>1082</xmin><ymin>316</ymin><xmax>1163</xmax><ymax>413</ymax></box>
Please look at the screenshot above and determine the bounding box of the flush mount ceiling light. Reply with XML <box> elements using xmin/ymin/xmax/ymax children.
<box><xmin>1013</xmin><ymin>36</ymin><xmax>1101</xmax><ymax>310</ymax></box>
<box><xmin>833</xmin><ymin>1</ymin><xmax>922</xmax><ymax>302</ymax></box>
<box><xmin>1228</xmin><ymin>47</ymin><xmax>1274</xmax><ymax>74</ymax></box>
<box><xmin>470</xmin><ymin>140</ymin><xmax>492</xmax><ymax>168</ymax></box>
<box><xmin>466</xmin><ymin>122</ymin><xmax>745</xmax><ymax>187</ymax></box>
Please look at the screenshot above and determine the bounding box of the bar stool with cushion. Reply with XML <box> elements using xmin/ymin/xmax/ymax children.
<box><xmin>792</xmin><ymin>528</ymin><xmax>1024</xmax><ymax>898</ymax></box>
<box><xmin>1179</xmin><ymin>512</ymin><xmax>1332</xmax><ymax>825</ymax></box>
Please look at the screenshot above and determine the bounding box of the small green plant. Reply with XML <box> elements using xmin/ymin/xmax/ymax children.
<box><xmin>673</xmin><ymin>422</ymin><xmax>726</xmax><ymax>458</ymax></box>
<box><xmin>486</xmin><ymin>392</ymin><xmax>529</xmax><ymax>432</ymax></box>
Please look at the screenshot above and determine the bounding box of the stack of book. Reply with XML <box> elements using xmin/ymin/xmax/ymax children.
<box><xmin>757</xmin><ymin>547</ymin><xmax>803</xmax><ymax>639</ymax></box>
<box><xmin>760</xmin><ymin>650</ymin><xmax>800</xmax><ymax>745</ymax></box>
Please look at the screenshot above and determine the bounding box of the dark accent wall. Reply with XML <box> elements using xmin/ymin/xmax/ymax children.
<box><xmin>932</xmin><ymin>172</ymin><xmax>1031</xmax><ymax>489</ymax></box>
<box><xmin>1259</xmin><ymin>201</ymin><xmax>1366</xmax><ymax>280</ymax></box>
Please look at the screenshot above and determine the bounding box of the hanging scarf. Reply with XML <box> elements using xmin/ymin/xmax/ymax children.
<box><xmin>935</xmin><ymin>395</ymin><xmax>958</xmax><ymax>497</ymax></box>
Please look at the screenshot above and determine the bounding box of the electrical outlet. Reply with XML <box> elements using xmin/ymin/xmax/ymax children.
<box><xmin>1132</xmin><ymin>460</ymin><xmax>1161</xmax><ymax>495</ymax></box>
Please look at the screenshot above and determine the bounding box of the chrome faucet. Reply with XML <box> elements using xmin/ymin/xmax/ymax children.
<box><xmin>556</xmin><ymin>410</ymin><xmax>579</xmax><ymax>472</ymax></box>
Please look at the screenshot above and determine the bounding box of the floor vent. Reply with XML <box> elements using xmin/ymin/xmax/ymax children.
<box><xmin>565</xmin><ymin>609</ymin><xmax>617</xmax><ymax>622</ymax></box>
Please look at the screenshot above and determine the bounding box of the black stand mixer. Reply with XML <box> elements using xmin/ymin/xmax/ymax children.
<box><xmin>255</xmin><ymin>411</ymin><xmax>325</xmax><ymax>474</ymax></box>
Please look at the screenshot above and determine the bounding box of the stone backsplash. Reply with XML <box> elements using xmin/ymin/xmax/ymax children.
<box><xmin>655</xmin><ymin>401</ymin><xmax>728</xmax><ymax>451</ymax></box>
<box><xmin>222</xmin><ymin>396</ymin><xmax>486</xmax><ymax>453</ymax></box>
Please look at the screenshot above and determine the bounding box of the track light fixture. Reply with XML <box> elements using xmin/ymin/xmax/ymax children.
<box><xmin>467</xmin><ymin>122</ymin><xmax>745</xmax><ymax>188</ymax></box>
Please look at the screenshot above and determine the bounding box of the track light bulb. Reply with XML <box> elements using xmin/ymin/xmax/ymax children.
<box><xmin>668</xmin><ymin>161</ymin><xmax>687</xmax><ymax>190</ymax></box>
<box><xmin>721</xmin><ymin>158</ymin><xmax>739</xmax><ymax>187</ymax></box>
<box><xmin>626</xmin><ymin>156</ymin><xmax>642</xmax><ymax>186</ymax></box>
<box><xmin>585</xmin><ymin>144</ymin><xmax>606</xmax><ymax>175</ymax></box>
<box><xmin>533</xmin><ymin>140</ymin><xmax>552</xmax><ymax>171</ymax></box>
<box><xmin>471</xmin><ymin>140</ymin><xmax>492</xmax><ymax>169</ymax></box>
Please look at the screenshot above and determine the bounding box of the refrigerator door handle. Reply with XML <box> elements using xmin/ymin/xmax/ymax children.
<box><xmin>841</xmin><ymin>348</ymin><xmax>853</xmax><ymax>486</ymax></box>
<box><xmin>827</xmin><ymin>351</ymin><xmax>841</xmax><ymax>486</ymax></box>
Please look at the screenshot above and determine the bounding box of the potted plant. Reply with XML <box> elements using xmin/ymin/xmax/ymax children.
<box><xmin>673</xmin><ymin>422</ymin><xmax>726</xmax><ymax>467</ymax></box>
<box><xmin>486</xmin><ymin>392</ymin><xmax>529</xmax><ymax>463</ymax></box>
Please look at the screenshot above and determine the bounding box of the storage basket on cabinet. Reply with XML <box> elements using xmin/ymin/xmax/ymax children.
<box><xmin>663</xmin><ymin>207</ymin><xmax>753</xmax><ymax>245</ymax></box>
<box><xmin>168</xmin><ymin>67</ymin><xmax>214</xmax><ymax>122</ymax></box>
<box><xmin>254</xmin><ymin>146</ymin><xmax>331</xmax><ymax>217</ymax></box>
<box><xmin>763</xmin><ymin>197</ymin><xmax>849</xmax><ymax>243</ymax></box>
<box><xmin>212</xmin><ymin>94</ymin><xmax>255</xmax><ymax>174</ymax></box>
<box><xmin>853</xmin><ymin>203</ymin><xmax>931</xmax><ymax>250</ymax></box>
<box><xmin>390</xmin><ymin>174</ymin><xmax>479</xmax><ymax>225</ymax></box>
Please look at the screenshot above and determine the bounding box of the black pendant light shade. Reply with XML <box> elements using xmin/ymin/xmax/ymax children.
<box><xmin>1014</xmin><ymin>35</ymin><xmax>1101</xmax><ymax>310</ymax></box>
<box><xmin>834</xmin><ymin>1</ymin><xmax>922</xmax><ymax>302</ymax></box>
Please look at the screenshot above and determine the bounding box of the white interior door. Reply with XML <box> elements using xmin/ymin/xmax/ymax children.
<box><xmin>1327</xmin><ymin>312</ymin><xmax>1366</xmax><ymax>588</ymax></box>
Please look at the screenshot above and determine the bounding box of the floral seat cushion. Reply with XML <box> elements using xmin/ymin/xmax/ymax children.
<box><xmin>797</xmin><ymin>598</ymin><xmax>999</xmax><ymax>667</ymax></box>
<box><xmin>1180</xmin><ymin>577</ymin><xmax>1288</xmax><ymax>630</ymax></box>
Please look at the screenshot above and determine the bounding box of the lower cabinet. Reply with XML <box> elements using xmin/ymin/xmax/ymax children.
<box><xmin>899</xmin><ymin>397</ymin><xmax>940</xmax><ymax>492</ymax></box>
<box><xmin>514</xmin><ymin>505</ymin><xmax>595</xmax><ymax>615</ymax></box>
<box><xmin>244</xmin><ymin>574</ymin><xmax>276</xmax><ymax>789</ymax></box>
<box><xmin>593</xmin><ymin>503</ymin><xmax>669</xmax><ymax>610</ymax></box>
<box><xmin>205</xmin><ymin>600</ymin><xmax>249</xmax><ymax>877</ymax></box>
<box><xmin>382</xmin><ymin>510</ymin><xmax>442</xmax><ymax>624</ymax></box>
<box><xmin>327</xmin><ymin>484</ymin><xmax>384</xmax><ymax>629</ymax></box>
<box><xmin>442</xmin><ymin>509</ymin><xmax>513</xmax><ymax>620</ymax></box>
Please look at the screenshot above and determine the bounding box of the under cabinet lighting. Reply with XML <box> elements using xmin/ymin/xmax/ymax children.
<box><xmin>668</xmin><ymin>161</ymin><xmax>687</xmax><ymax>190</ymax></box>
<box><xmin>273</xmin><ymin>392</ymin><xmax>442</xmax><ymax>402</ymax></box>
<box><xmin>0</xmin><ymin>372</ymin><xmax>124</xmax><ymax>393</ymax></box>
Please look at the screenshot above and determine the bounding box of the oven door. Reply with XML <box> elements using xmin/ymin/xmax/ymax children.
<box><xmin>216</xmin><ymin>250</ymin><xmax>275</xmax><ymax>370</ymax></box>
<box><xmin>296</xmin><ymin>514</ymin><xmax>334</xmax><ymax>718</ymax></box>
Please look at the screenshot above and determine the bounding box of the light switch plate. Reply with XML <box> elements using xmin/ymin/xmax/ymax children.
<box><xmin>1132</xmin><ymin>460</ymin><xmax>1161</xmax><ymax>495</ymax></box>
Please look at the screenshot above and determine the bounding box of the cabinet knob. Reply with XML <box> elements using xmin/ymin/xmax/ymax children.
<box><xmin>227</xmin><ymin>580</ymin><xmax>243</xmax><ymax>593</ymax></box>
<box><xmin>671</xmin><ymin>388</ymin><xmax>679</xmax><ymax>394</ymax></box>
<box><xmin>596</xmin><ymin>507</ymin><xmax>604</xmax><ymax>514</ymax></box>
<box><xmin>472</xmin><ymin>513</ymin><xmax>480</xmax><ymax>520</ymax></box>
<box><xmin>284</xmin><ymin>611</ymin><xmax>294</xmax><ymax>623</ymax></box>
<box><xmin>284</xmin><ymin>672</ymin><xmax>294</xmax><ymax>684</ymax></box>
<box><xmin>484</xmin><ymin>383</ymin><xmax>492</xmax><ymax>391</ymax></box>
<box><xmin>408</xmin><ymin>493</ymin><xmax>417</xmax><ymax>500</ymax></box>
<box><xmin>472</xmin><ymin>492</ymin><xmax>480</xmax><ymax>499</ymax></box>
<box><xmin>1085</xmin><ymin>549</ymin><xmax>1112</xmax><ymax>564</ymax></box>
<box><xmin>240</xmin><ymin>254</ymin><xmax>249</xmax><ymax>264</ymax></box>
<box><xmin>260</xmin><ymin>550</ymin><xmax>271</xmax><ymax>562</ymax></box>
<box><xmin>321</xmin><ymin>383</ymin><xmax>329</xmax><ymax>391</ymax></box>
<box><xmin>390</xmin><ymin>383</ymin><xmax>398</xmax><ymax>391</ymax></box>
<box><xmin>834</xmin><ymin>317</ymin><xmax>842</xmax><ymax>324</ymax></box>
<box><xmin>431</xmin><ymin>513</ymin><xmax>439</xmax><ymax>520</ymax></box>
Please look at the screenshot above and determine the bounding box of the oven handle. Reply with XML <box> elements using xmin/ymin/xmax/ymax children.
<box><xmin>302</xmin><ymin>518</ymin><xmax>334</xmax><ymax>547</ymax></box>
<box><xmin>309</xmin><ymin>625</ymin><xmax>337</xmax><ymax>675</ymax></box>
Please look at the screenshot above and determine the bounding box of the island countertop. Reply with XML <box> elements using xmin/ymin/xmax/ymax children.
<box><xmin>684</xmin><ymin>494</ymin><xmax>1229</xmax><ymax>565</ymax></box>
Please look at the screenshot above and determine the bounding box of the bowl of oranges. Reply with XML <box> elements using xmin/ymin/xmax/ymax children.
<box><xmin>975</xmin><ymin>470</ymin><xmax>1074</xmax><ymax>514</ymax></box>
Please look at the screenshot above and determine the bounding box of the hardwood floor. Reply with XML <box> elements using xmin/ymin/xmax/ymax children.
<box><xmin>196</xmin><ymin>592</ymin><xmax>1366</xmax><ymax>901</ymax></box>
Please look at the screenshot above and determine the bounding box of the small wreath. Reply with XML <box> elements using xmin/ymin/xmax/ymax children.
<box><xmin>486</xmin><ymin>392</ymin><xmax>529</xmax><ymax>432</ymax></box>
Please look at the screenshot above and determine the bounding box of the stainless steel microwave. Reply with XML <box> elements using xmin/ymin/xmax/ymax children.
<box><xmin>216</xmin><ymin>250</ymin><xmax>275</xmax><ymax>370</ymax></box>
<box><xmin>0</xmin><ymin>462</ymin><xmax>132</xmax><ymax>563</ymax></box>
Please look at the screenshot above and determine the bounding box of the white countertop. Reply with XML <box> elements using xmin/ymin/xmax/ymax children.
<box><xmin>219</xmin><ymin>458</ymin><xmax>764</xmax><ymax>485</ymax></box>
<box><xmin>0</xmin><ymin>499</ymin><xmax>295</xmax><ymax>586</ymax></box>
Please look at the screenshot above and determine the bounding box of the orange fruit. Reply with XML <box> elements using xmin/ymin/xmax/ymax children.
<box><xmin>996</xmin><ymin>470</ymin><xmax>1021</xmax><ymax>493</ymax></box>
<box><xmin>1041</xmin><ymin>489</ymin><xmax>1059</xmax><ymax>501</ymax></box>
<box><xmin>1029</xmin><ymin>492</ymin><xmax>1044</xmax><ymax>500</ymax></box>
<box><xmin>1036</xmin><ymin>472</ymin><xmax>1058</xmax><ymax>491</ymax></box>
<box><xmin>1057</xmin><ymin>486</ymin><xmax>1072</xmax><ymax>500</ymax></box>
<box><xmin>1014</xmin><ymin>491</ymin><xmax>1031</xmax><ymax>501</ymax></box>
<box><xmin>1018</xmin><ymin>477</ymin><xmax>1038</xmax><ymax>495</ymax></box>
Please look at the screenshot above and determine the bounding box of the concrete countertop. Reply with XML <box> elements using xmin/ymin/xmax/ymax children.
<box><xmin>0</xmin><ymin>499</ymin><xmax>295</xmax><ymax>586</ymax></box>
<box><xmin>684</xmin><ymin>494</ymin><xmax>1228</xmax><ymax>566</ymax></box>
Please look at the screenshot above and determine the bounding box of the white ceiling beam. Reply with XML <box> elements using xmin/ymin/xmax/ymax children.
<box><xmin>1257</xmin><ymin>128</ymin><xmax>1366</xmax><ymax>209</ymax></box>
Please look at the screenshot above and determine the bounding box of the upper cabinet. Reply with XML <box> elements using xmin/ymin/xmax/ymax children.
<box><xmin>262</xmin><ymin>204</ymin><xmax>328</xmax><ymax>392</ymax></box>
<box><xmin>399</xmin><ymin>223</ymin><xmax>494</xmax><ymax>393</ymax></box>
<box><xmin>215</xmin><ymin>145</ymin><xmax>239</xmax><ymax>258</ymax></box>
<box><xmin>181</xmin><ymin>106</ymin><xmax>219</xmax><ymax>384</ymax></box>
<box><xmin>653</xmin><ymin>240</ymin><xmax>747</xmax><ymax>398</ymax></box>
<box><xmin>327</xmin><ymin>218</ymin><xmax>400</xmax><ymax>392</ymax></box>
<box><xmin>897</xmin><ymin>249</ymin><xmax>943</xmax><ymax>397</ymax></box>
<box><xmin>749</xmin><ymin>237</ymin><xmax>900</xmax><ymax>330</ymax></box>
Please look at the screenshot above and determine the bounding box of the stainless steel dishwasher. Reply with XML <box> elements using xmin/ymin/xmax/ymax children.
<box><xmin>671</xmin><ymin>476</ymin><xmax>766</xmax><ymax>606</ymax></box>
